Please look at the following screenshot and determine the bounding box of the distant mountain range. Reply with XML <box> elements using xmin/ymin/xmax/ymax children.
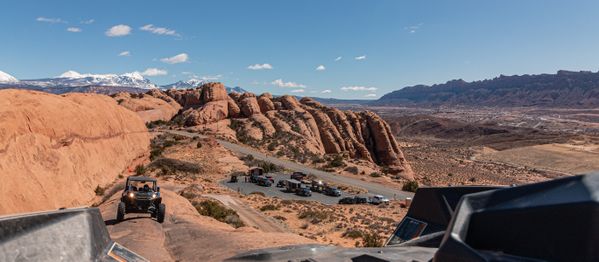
<box><xmin>375</xmin><ymin>70</ymin><xmax>599</xmax><ymax>108</ymax></box>
<box><xmin>0</xmin><ymin>70</ymin><xmax>246</xmax><ymax>94</ymax></box>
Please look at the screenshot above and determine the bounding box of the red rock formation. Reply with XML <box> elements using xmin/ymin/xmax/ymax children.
<box><xmin>165</xmin><ymin>82</ymin><xmax>412</xmax><ymax>178</ymax></box>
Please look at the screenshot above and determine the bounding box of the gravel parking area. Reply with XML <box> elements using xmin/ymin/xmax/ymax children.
<box><xmin>220</xmin><ymin>173</ymin><xmax>357</xmax><ymax>205</ymax></box>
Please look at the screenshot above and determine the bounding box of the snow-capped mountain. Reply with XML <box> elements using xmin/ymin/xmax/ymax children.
<box><xmin>0</xmin><ymin>70</ymin><xmax>18</xmax><ymax>83</ymax></box>
<box><xmin>161</xmin><ymin>79</ymin><xmax>247</xmax><ymax>93</ymax></box>
<box><xmin>19</xmin><ymin>70</ymin><xmax>158</xmax><ymax>89</ymax></box>
<box><xmin>161</xmin><ymin>78</ymin><xmax>206</xmax><ymax>89</ymax></box>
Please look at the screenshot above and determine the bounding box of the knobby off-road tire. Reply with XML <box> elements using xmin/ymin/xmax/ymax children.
<box><xmin>116</xmin><ymin>202</ymin><xmax>126</xmax><ymax>222</ymax></box>
<box><xmin>157</xmin><ymin>203</ymin><xmax>166</xmax><ymax>223</ymax></box>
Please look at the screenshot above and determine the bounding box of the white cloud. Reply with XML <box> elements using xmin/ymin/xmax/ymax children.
<box><xmin>354</xmin><ymin>55</ymin><xmax>367</xmax><ymax>60</ymax></box>
<box><xmin>404</xmin><ymin>23</ymin><xmax>423</xmax><ymax>33</ymax></box>
<box><xmin>364</xmin><ymin>93</ymin><xmax>377</xmax><ymax>97</ymax></box>
<box><xmin>290</xmin><ymin>89</ymin><xmax>305</xmax><ymax>93</ymax></box>
<box><xmin>200</xmin><ymin>74</ymin><xmax>222</xmax><ymax>81</ymax></box>
<box><xmin>140</xmin><ymin>68</ymin><xmax>167</xmax><ymax>76</ymax></box>
<box><xmin>316</xmin><ymin>65</ymin><xmax>326</xmax><ymax>71</ymax></box>
<box><xmin>247</xmin><ymin>63</ymin><xmax>273</xmax><ymax>70</ymax></box>
<box><xmin>160</xmin><ymin>53</ymin><xmax>188</xmax><ymax>64</ymax></box>
<box><xmin>334</xmin><ymin>56</ymin><xmax>342</xmax><ymax>61</ymax></box>
<box><xmin>36</xmin><ymin>17</ymin><xmax>66</xmax><ymax>24</ymax></box>
<box><xmin>341</xmin><ymin>86</ymin><xmax>377</xmax><ymax>91</ymax></box>
<box><xmin>140</xmin><ymin>24</ymin><xmax>180</xmax><ymax>36</ymax></box>
<box><xmin>80</xmin><ymin>19</ymin><xmax>94</xmax><ymax>24</ymax></box>
<box><xmin>118</xmin><ymin>51</ymin><xmax>131</xmax><ymax>57</ymax></box>
<box><xmin>321</xmin><ymin>89</ymin><xmax>332</xmax><ymax>93</ymax></box>
<box><xmin>105</xmin><ymin>24</ymin><xmax>131</xmax><ymax>37</ymax></box>
<box><xmin>66</xmin><ymin>27</ymin><xmax>81</xmax><ymax>33</ymax></box>
<box><xmin>271</xmin><ymin>79</ymin><xmax>306</xmax><ymax>88</ymax></box>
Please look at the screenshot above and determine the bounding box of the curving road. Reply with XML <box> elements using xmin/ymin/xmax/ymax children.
<box><xmin>162</xmin><ymin>129</ymin><xmax>414</xmax><ymax>200</ymax></box>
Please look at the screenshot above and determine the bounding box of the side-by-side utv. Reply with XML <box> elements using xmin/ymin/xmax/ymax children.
<box><xmin>116</xmin><ymin>176</ymin><xmax>166</xmax><ymax>223</ymax></box>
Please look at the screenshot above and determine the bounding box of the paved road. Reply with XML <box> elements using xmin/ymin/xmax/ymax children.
<box><xmin>162</xmin><ymin>129</ymin><xmax>414</xmax><ymax>199</ymax></box>
<box><xmin>203</xmin><ymin>194</ymin><xmax>288</xmax><ymax>233</ymax></box>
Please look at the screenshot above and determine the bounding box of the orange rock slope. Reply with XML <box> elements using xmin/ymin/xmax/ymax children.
<box><xmin>112</xmin><ymin>89</ymin><xmax>181</xmax><ymax>123</ymax></box>
<box><xmin>0</xmin><ymin>89</ymin><xmax>150</xmax><ymax>215</ymax></box>
<box><xmin>166</xmin><ymin>83</ymin><xmax>413</xmax><ymax>178</ymax></box>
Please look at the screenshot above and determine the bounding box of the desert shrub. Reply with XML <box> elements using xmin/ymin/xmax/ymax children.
<box><xmin>402</xmin><ymin>180</ymin><xmax>419</xmax><ymax>193</ymax></box>
<box><xmin>343</xmin><ymin>229</ymin><xmax>363</xmax><ymax>239</ymax></box>
<box><xmin>94</xmin><ymin>185</ymin><xmax>105</xmax><ymax>196</ymax></box>
<box><xmin>193</xmin><ymin>200</ymin><xmax>245</xmax><ymax>228</ymax></box>
<box><xmin>328</xmin><ymin>154</ymin><xmax>345</xmax><ymax>168</ymax></box>
<box><xmin>273</xmin><ymin>215</ymin><xmax>287</xmax><ymax>221</ymax></box>
<box><xmin>116</xmin><ymin>99</ymin><xmax>124</xmax><ymax>104</ymax></box>
<box><xmin>150</xmin><ymin>148</ymin><xmax>163</xmax><ymax>160</ymax></box>
<box><xmin>298</xmin><ymin>210</ymin><xmax>331</xmax><ymax>223</ymax></box>
<box><xmin>370</xmin><ymin>172</ymin><xmax>383</xmax><ymax>177</ymax></box>
<box><xmin>149</xmin><ymin>158</ymin><xmax>203</xmax><ymax>174</ymax></box>
<box><xmin>362</xmin><ymin>232</ymin><xmax>383</xmax><ymax>247</ymax></box>
<box><xmin>448</xmin><ymin>173</ymin><xmax>454</xmax><ymax>177</ymax></box>
<box><xmin>134</xmin><ymin>165</ymin><xmax>146</xmax><ymax>176</ymax></box>
<box><xmin>146</xmin><ymin>120</ymin><xmax>167</xmax><ymax>129</ymax></box>
<box><xmin>196</xmin><ymin>141</ymin><xmax>202</xmax><ymax>148</ymax></box>
<box><xmin>260</xmin><ymin>204</ymin><xmax>279</xmax><ymax>212</ymax></box>
<box><xmin>267</xmin><ymin>142</ymin><xmax>277</xmax><ymax>151</ymax></box>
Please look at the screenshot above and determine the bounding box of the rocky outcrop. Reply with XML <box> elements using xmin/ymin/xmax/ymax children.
<box><xmin>257</xmin><ymin>93</ymin><xmax>275</xmax><ymax>113</ymax></box>
<box><xmin>112</xmin><ymin>90</ymin><xmax>181</xmax><ymax>122</ymax></box>
<box><xmin>239</xmin><ymin>93</ymin><xmax>262</xmax><ymax>117</ymax></box>
<box><xmin>167</xmin><ymin>83</ymin><xmax>232</xmax><ymax>125</ymax></box>
<box><xmin>166</xmin><ymin>83</ymin><xmax>412</xmax><ymax>178</ymax></box>
<box><xmin>0</xmin><ymin>89</ymin><xmax>150</xmax><ymax>214</ymax></box>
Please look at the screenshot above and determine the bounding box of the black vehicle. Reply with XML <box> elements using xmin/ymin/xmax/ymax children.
<box><xmin>256</xmin><ymin>176</ymin><xmax>272</xmax><ymax>187</ymax></box>
<box><xmin>296</xmin><ymin>187</ymin><xmax>312</xmax><ymax>197</ymax></box>
<box><xmin>276</xmin><ymin>180</ymin><xmax>285</xmax><ymax>188</ymax></box>
<box><xmin>338</xmin><ymin>197</ymin><xmax>356</xmax><ymax>204</ymax></box>
<box><xmin>290</xmin><ymin>171</ymin><xmax>306</xmax><ymax>181</ymax></box>
<box><xmin>117</xmin><ymin>176</ymin><xmax>165</xmax><ymax>223</ymax></box>
<box><xmin>323</xmin><ymin>187</ymin><xmax>342</xmax><ymax>197</ymax></box>
<box><xmin>354</xmin><ymin>196</ymin><xmax>368</xmax><ymax>204</ymax></box>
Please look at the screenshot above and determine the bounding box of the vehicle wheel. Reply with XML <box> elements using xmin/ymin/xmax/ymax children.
<box><xmin>156</xmin><ymin>203</ymin><xmax>166</xmax><ymax>223</ymax></box>
<box><xmin>116</xmin><ymin>202</ymin><xmax>126</xmax><ymax>222</ymax></box>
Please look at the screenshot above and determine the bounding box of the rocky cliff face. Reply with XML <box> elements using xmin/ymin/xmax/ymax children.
<box><xmin>0</xmin><ymin>89</ymin><xmax>150</xmax><ymax>214</ymax></box>
<box><xmin>166</xmin><ymin>83</ymin><xmax>413</xmax><ymax>179</ymax></box>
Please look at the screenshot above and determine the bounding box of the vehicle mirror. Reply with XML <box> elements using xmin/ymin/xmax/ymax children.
<box><xmin>157</xmin><ymin>186</ymin><xmax>160</xmax><ymax>192</ymax></box>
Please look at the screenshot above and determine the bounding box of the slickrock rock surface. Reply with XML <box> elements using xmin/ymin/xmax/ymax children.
<box><xmin>0</xmin><ymin>89</ymin><xmax>150</xmax><ymax>214</ymax></box>
<box><xmin>167</xmin><ymin>83</ymin><xmax>413</xmax><ymax>178</ymax></box>
<box><xmin>112</xmin><ymin>89</ymin><xmax>181</xmax><ymax>122</ymax></box>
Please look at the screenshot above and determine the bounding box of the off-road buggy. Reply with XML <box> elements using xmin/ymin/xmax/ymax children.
<box><xmin>116</xmin><ymin>176</ymin><xmax>166</xmax><ymax>223</ymax></box>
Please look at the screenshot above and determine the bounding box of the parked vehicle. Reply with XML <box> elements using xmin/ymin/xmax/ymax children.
<box><xmin>290</xmin><ymin>171</ymin><xmax>307</xmax><ymax>181</ymax></box>
<box><xmin>256</xmin><ymin>176</ymin><xmax>272</xmax><ymax>187</ymax></box>
<box><xmin>311</xmin><ymin>180</ymin><xmax>326</xmax><ymax>193</ymax></box>
<box><xmin>338</xmin><ymin>197</ymin><xmax>357</xmax><ymax>204</ymax></box>
<box><xmin>355</xmin><ymin>196</ymin><xmax>368</xmax><ymax>204</ymax></box>
<box><xmin>323</xmin><ymin>187</ymin><xmax>342</xmax><ymax>197</ymax></box>
<box><xmin>265</xmin><ymin>175</ymin><xmax>275</xmax><ymax>184</ymax></box>
<box><xmin>369</xmin><ymin>195</ymin><xmax>390</xmax><ymax>205</ymax></box>
<box><xmin>248</xmin><ymin>167</ymin><xmax>264</xmax><ymax>183</ymax></box>
<box><xmin>276</xmin><ymin>180</ymin><xmax>285</xmax><ymax>188</ymax></box>
<box><xmin>296</xmin><ymin>187</ymin><xmax>312</xmax><ymax>197</ymax></box>
<box><xmin>284</xmin><ymin>179</ymin><xmax>302</xmax><ymax>193</ymax></box>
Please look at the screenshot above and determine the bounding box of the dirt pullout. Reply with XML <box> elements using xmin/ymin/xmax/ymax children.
<box><xmin>0</xmin><ymin>89</ymin><xmax>149</xmax><ymax>215</ymax></box>
<box><xmin>101</xmin><ymin>189</ymin><xmax>314</xmax><ymax>262</ymax></box>
<box><xmin>203</xmin><ymin>194</ymin><xmax>288</xmax><ymax>233</ymax></box>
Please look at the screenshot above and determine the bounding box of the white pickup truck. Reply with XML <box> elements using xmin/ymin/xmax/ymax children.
<box><xmin>369</xmin><ymin>195</ymin><xmax>390</xmax><ymax>205</ymax></box>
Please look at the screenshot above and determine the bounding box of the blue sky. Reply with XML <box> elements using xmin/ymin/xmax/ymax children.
<box><xmin>2</xmin><ymin>0</ymin><xmax>599</xmax><ymax>99</ymax></box>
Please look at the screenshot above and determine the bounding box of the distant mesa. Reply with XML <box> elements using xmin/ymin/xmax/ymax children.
<box><xmin>375</xmin><ymin>70</ymin><xmax>599</xmax><ymax>108</ymax></box>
